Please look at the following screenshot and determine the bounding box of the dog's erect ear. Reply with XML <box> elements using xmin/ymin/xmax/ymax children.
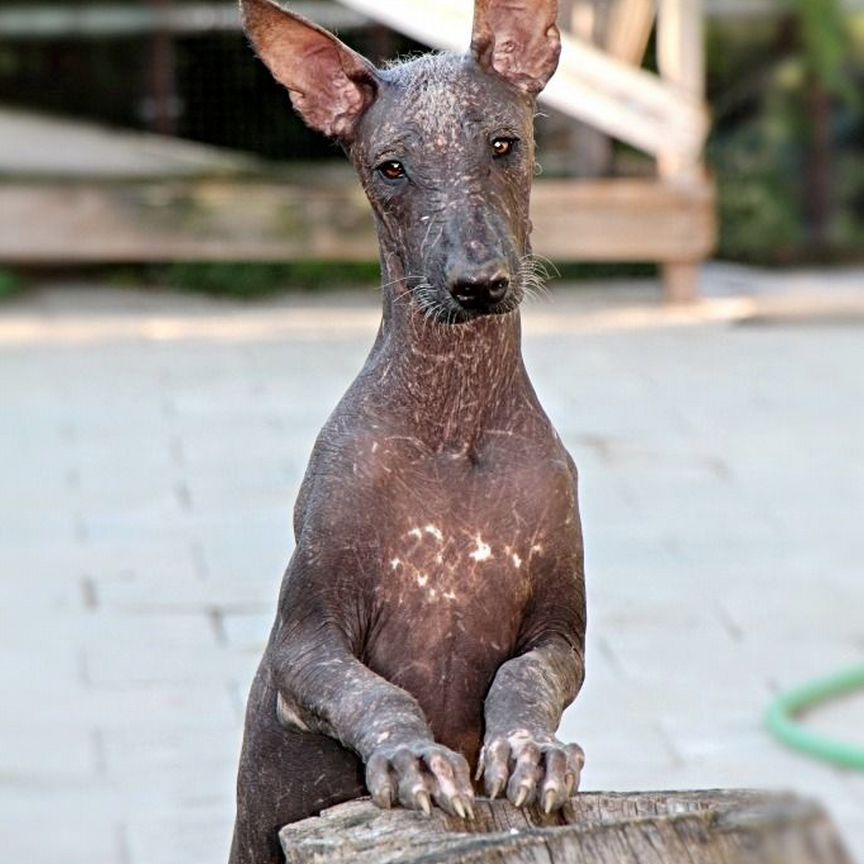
<box><xmin>471</xmin><ymin>0</ymin><xmax>561</xmax><ymax>95</ymax></box>
<box><xmin>240</xmin><ymin>0</ymin><xmax>378</xmax><ymax>141</ymax></box>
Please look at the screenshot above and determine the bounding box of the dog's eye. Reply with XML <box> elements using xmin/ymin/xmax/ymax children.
<box><xmin>491</xmin><ymin>137</ymin><xmax>517</xmax><ymax>158</ymax></box>
<box><xmin>377</xmin><ymin>160</ymin><xmax>406</xmax><ymax>181</ymax></box>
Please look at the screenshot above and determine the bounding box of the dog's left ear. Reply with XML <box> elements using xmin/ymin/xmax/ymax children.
<box><xmin>471</xmin><ymin>0</ymin><xmax>561</xmax><ymax>95</ymax></box>
<box><xmin>240</xmin><ymin>0</ymin><xmax>378</xmax><ymax>141</ymax></box>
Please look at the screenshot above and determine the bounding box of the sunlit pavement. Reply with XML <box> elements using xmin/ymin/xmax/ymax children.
<box><xmin>2</xmin><ymin>263</ymin><xmax>863</xmax><ymax>863</ymax></box>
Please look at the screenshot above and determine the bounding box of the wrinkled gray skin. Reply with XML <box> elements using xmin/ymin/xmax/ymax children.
<box><xmin>231</xmin><ymin>2</ymin><xmax>586</xmax><ymax>862</ymax></box>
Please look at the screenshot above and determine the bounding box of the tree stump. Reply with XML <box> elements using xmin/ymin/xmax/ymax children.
<box><xmin>279</xmin><ymin>790</ymin><xmax>853</xmax><ymax>864</ymax></box>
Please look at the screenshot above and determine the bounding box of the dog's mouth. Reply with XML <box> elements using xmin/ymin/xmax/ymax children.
<box><xmin>414</xmin><ymin>284</ymin><xmax>524</xmax><ymax>325</ymax></box>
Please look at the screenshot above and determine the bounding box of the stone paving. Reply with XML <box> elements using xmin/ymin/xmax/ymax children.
<box><xmin>1</xmin><ymin>266</ymin><xmax>862</xmax><ymax>863</ymax></box>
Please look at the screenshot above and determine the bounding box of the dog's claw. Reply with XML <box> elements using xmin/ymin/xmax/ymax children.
<box><xmin>489</xmin><ymin>778</ymin><xmax>503</xmax><ymax>800</ymax></box>
<box><xmin>465</xmin><ymin>799</ymin><xmax>475</xmax><ymax>820</ymax></box>
<box><xmin>453</xmin><ymin>796</ymin><xmax>467</xmax><ymax>819</ymax></box>
<box><xmin>415</xmin><ymin>789</ymin><xmax>431</xmax><ymax>816</ymax></box>
<box><xmin>514</xmin><ymin>784</ymin><xmax>531</xmax><ymax>808</ymax></box>
<box><xmin>542</xmin><ymin>789</ymin><xmax>556</xmax><ymax>814</ymax></box>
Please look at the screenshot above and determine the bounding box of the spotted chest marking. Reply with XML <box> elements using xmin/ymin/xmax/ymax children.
<box><xmin>382</xmin><ymin>522</ymin><xmax>539</xmax><ymax>606</ymax></box>
<box><xmin>468</xmin><ymin>535</ymin><xmax>492</xmax><ymax>562</ymax></box>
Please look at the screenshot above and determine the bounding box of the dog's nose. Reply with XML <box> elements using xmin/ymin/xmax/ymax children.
<box><xmin>447</xmin><ymin>265</ymin><xmax>511</xmax><ymax>309</ymax></box>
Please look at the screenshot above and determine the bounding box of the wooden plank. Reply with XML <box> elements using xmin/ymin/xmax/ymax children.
<box><xmin>0</xmin><ymin>181</ymin><xmax>375</xmax><ymax>263</ymax></box>
<box><xmin>605</xmin><ymin>0</ymin><xmax>656</xmax><ymax>65</ymax></box>
<box><xmin>530</xmin><ymin>178</ymin><xmax>715</xmax><ymax>260</ymax></box>
<box><xmin>655</xmin><ymin>0</ymin><xmax>708</xmax><ymax>301</ymax></box>
<box><xmin>0</xmin><ymin>177</ymin><xmax>714</xmax><ymax>264</ymax></box>
<box><xmin>656</xmin><ymin>0</ymin><xmax>705</xmax><ymax>180</ymax></box>
<box><xmin>657</xmin><ymin>0</ymin><xmax>705</xmax><ymax>108</ymax></box>
<box><xmin>662</xmin><ymin>261</ymin><xmax>701</xmax><ymax>303</ymax></box>
<box><xmin>566</xmin><ymin>0</ymin><xmax>601</xmax><ymax>42</ymax></box>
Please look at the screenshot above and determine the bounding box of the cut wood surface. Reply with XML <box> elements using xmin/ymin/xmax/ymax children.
<box><xmin>279</xmin><ymin>790</ymin><xmax>853</xmax><ymax>864</ymax></box>
<box><xmin>0</xmin><ymin>176</ymin><xmax>714</xmax><ymax>264</ymax></box>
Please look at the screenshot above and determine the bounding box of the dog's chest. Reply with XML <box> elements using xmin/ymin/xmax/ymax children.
<box><xmin>365</xmin><ymin>514</ymin><xmax>539</xmax><ymax>709</ymax></box>
<box><xmin>338</xmin><ymin>428</ymin><xmax>575</xmax><ymax>667</ymax></box>
<box><xmin>363</xmin><ymin>459</ymin><xmax>558</xmax><ymax>659</ymax></box>
<box><xmin>379</xmin><ymin>519</ymin><xmax>537</xmax><ymax>612</ymax></box>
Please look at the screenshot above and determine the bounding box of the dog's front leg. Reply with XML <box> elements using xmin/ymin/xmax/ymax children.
<box><xmin>270</xmin><ymin>614</ymin><xmax>475</xmax><ymax>818</ymax></box>
<box><xmin>479</xmin><ymin>635</ymin><xmax>586</xmax><ymax>814</ymax></box>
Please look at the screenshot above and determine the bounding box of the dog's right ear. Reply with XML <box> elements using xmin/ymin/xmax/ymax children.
<box><xmin>471</xmin><ymin>0</ymin><xmax>561</xmax><ymax>95</ymax></box>
<box><xmin>240</xmin><ymin>0</ymin><xmax>378</xmax><ymax>141</ymax></box>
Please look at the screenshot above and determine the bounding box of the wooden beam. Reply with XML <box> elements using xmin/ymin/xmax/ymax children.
<box><xmin>656</xmin><ymin>0</ymin><xmax>707</xmax><ymax>303</ymax></box>
<box><xmin>656</xmin><ymin>0</ymin><xmax>706</xmax><ymax>180</ymax></box>
<box><xmin>605</xmin><ymin>0</ymin><xmax>656</xmax><ymax>66</ymax></box>
<box><xmin>532</xmin><ymin>178</ymin><xmax>715</xmax><ymax>261</ymax></box>
<box><xmin>0</xmin><ymin>177</ymin><xmax>714</xmax><ymax>265</ymax></box>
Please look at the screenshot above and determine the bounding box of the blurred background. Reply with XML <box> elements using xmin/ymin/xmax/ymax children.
<box><xmin>0</xmin><ymin>1</ymin><xmax>862</xmax><ymax>863</ymax></box>
<box><xmin>0</xmin><ymin>0</ymin><xmax>861</xmax><ymax>288</ymax></box>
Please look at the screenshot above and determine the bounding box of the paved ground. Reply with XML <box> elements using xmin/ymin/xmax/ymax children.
<box><xmin>1</xmin><ymin>265</ymin><xmax>863</xmax><ymax>863</ymax></box>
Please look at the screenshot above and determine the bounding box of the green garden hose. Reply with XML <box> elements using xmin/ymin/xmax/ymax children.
<box><xmin>765</xmin><ymin>665</ymin><xmax>864</xmax><ymax>770</ymax></box>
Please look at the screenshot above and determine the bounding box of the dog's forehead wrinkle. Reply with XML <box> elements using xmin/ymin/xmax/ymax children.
<box><xmin>366</xmin><ymin>53</ymin><xmax>528</xmax><ymax>152</ymax></box>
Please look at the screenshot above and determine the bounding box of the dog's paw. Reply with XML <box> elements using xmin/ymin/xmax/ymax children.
<box><xmin>366</xmin><ymin>740</ymin><xmax>475</xmax><ymax>819</ymax></box>
<box><xmin>476</xmin><ymin>729</ymin><xmax>584</xmax><ymax>813</ymax></box>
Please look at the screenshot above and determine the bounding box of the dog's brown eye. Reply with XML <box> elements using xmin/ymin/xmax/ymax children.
<box><xmin>491</xmin><ymin>137</ymin><xmax>516</xmax><ymax>158</ymax></box>
<box><xmin>377</xmin><ymin>160</ymin><xmax>406</xmax><ymax>180</ymax></box>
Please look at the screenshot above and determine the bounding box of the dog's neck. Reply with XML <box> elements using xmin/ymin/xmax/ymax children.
<box><xmin>360</xmin><ymin>254</ymin><xmax>528</xmax><ymax>453</ymax></box>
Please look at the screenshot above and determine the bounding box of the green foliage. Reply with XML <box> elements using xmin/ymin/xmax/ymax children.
<box><xmin>715</xmin><ymin>165</ymin><xmax>805</xmax><ymax>265</ymax></box>
<box><xmin>554</xmin><ymin>263</ymin><xmax>657</xmax><ymax>280</ymax></box>
<box><xmin>707</xmin><ymin>8</ymin><xmax>863</xmax><ymax>263</ymax></box>
<box><xmin>796</xmin><ymin>0</ymin><xmax>851</xmax><ymax>95</ymax></box>
<box><xmin>0</xmin><ymin>268</ymin><xmax>24</xmax><ymax>300</ymax></box>
<box><xmin>159</xmin><ymin>262</ymin><xmax>380</xmax><ymax>297</ymax></box>
<box><xmin>96</xmin><ymin>262</ymin><xmax>660</xmax><ymax>298</ymax></box>
<box><xmin>164</xmin><ymin>262</ymin><xmax>659</xmax><ymax>296</ymax></box>
<box><xmin>711</xmin><ymin>60</ymin><xmax>807</xmax><ymax>263</ymax></box>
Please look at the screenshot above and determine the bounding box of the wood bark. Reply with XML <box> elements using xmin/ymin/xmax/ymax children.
<box><xmin>279</xmin><ymin>790</ymin><xmax>853</xmax><ymax>864</ymax></box>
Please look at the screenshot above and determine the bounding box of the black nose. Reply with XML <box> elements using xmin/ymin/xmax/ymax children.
<box><xmin>448</xmin><ymin>266</ymin><xmax>511</xmax><ymax>309</ymax></box>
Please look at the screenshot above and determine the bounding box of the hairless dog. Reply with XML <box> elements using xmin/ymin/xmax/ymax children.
<box><xmin>231</xmin><ymin>1</ymin><xmax>586</xmax><ymax>860</ymax></box>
